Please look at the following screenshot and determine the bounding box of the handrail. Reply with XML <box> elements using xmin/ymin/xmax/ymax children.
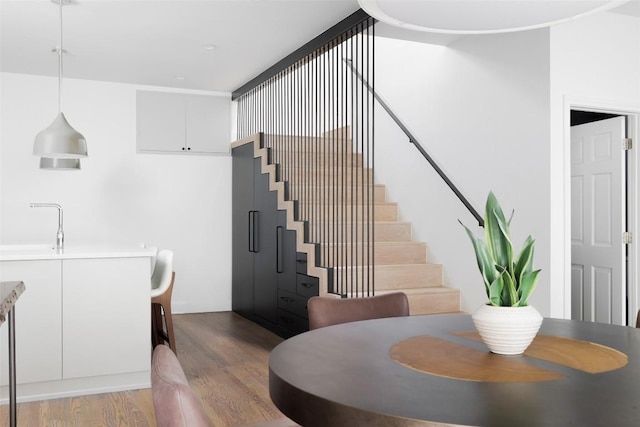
<box><xmin>344</xmin><ymin>59</ymin><xmax>484</xmax><ymax>227</ymax></box>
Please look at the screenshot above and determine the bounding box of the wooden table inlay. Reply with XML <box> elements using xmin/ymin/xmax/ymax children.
<box><xmin>390</xmin><ymin>335</ymin><xmax>565</xmax><ymax>382</ymax></box>
<box><xmin>453</xmin><ymin>331</ymin><xmax>628</xmax><ymax>374</ymax></box>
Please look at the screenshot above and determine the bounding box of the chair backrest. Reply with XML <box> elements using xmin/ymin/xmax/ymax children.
<box><xmin>148</xmin><ymin>245</ymin><xmax>159</xmax><ymax>274</ymax></box>
<box><xmin>307</xmin><ymin>292</ymin><xmax>410</xmax><ymax>330</ymax></box>
<box><xmin>151</xmin><ymin>345</ymin><xmax>211</xmax><ymax>427</ymax></box>
<box><xmin>139</xmin><ymin>243</ymin><xmax>159</xmax><ymax>274</ymax></box>
<box><xmin>151</xmin><ymin>249</ymin><xmax>174</xmax><ymax>297</ymax></box>
<box><xmin>636</xmin><ymin>309</ymin><xmax>640</xmax><ymax>328</ymax></box>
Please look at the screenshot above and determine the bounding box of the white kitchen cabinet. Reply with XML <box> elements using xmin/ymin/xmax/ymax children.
<box><xmin>62</xmin><ymin>258</ymin><xmax>150</xmax><ymax>379</ymax></box>
<box><xmin>0</xmin><ymin>245</ymin><xmax>152</xmax><ymax>403</ymax></box>
<box><xmin>0</xmin><ymin>260</ymin><xmax>62</xmax><ymax>386</ymax></box>
<box><xmin>137</xmin><ymin>90</ymin><xmax>231</xmax><ymax>154</ymax></box>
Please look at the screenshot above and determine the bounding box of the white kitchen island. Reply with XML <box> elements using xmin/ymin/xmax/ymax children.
<box><xmin>0</xmin><ymin>244</ymin><xmax>154</xmax><ymax>404</ymax></box>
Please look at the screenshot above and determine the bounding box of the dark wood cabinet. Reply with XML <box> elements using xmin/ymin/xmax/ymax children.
<box><xmin>252</xmin><ymin>158</ymin><xmax>278</xmax><ymax>324</ymax></box>
<box><xmin>232</xmin><ymin>140</ymin><xmax>317</xmax><ymax>338</ymax></box>
<box><xmin>231</xmin><ymin>143</ymin><xmax>254</xmax><ymax>318</ymax></box>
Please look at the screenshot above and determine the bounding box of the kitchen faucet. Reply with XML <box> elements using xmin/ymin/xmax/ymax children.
<box><xmin>30</xmin><ymin>203</ymin><xmax>64</xmax><ymax>249</ymax></box>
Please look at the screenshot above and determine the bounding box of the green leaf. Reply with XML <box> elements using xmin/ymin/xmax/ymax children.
<box><xmin>493</xmin><ymin>209</ymin><xmax>514</xmax><ymax>273</ymax></box>
<box><xmin>488</xmin><ymin>275</ymin><xmax>503</xmax><ymax>306</ymax></box>
<box><xmin>514</xmin><ymin>236</ymin><xmax>535</xmax><ymax>285</ymax></box>
<box><xmin>460</xmin><ymin>191</ymin><xmax>541</xmax><ymax>307</ymax></box>
<box><xmin>496</xmin><ymin>265</ymin><xmax>517</xmax><ymax>306</ymax></box>
<box><xmin>484</xmin><ymin>192</ymin><xmax>512</xmax><ymax>269</ymax></box>
<box><xmin>518</xmin><ymin>269</ymin><xmax>540</xmax><ymax>306</ymax></box>
<box><xmin>460</xmin><ymin>220</ymin><xmax>498</xmax><ymax>295</ymax></box>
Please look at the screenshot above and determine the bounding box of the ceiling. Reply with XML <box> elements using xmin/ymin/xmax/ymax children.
<box><xmin>0</xmin><ymin>0</ymin><xmax>361</xmax><ymax>93</ymax></box>
<box><xmin>1</xmin><ymin>0</ymin><xmax>638</xmax><ymax>94</ymax></box>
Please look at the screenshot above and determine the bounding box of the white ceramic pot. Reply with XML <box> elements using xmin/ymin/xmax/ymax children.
<box><xmin>471</xmin><ymin>304</ymin><xmax>543</xmax><ymax>355</ymax></box>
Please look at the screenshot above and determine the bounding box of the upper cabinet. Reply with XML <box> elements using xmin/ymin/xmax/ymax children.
<box><xmin>136</xmin><ymin>91</ymin><xmax>231</xmax><ymax>155</ymax></box>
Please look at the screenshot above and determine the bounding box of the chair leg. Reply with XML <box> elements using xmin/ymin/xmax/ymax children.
<box><xmin>162</xmin><ymin>300</ymin><xmax>177</xmax><ymax>354</ymax></box>
<box><xmin>151</xmin><ymin>271</ymin><xmax>177</xmax><ymax>353</ymax></box>
<box><xmin>151</xmin><ymin>303</ymin><xmax>163</xmax><ymax>349</ymax></box>
<box><xmin>151</xmin><ymin>303</ymin><xmax>157</xmax><ymax>348</ymax></box>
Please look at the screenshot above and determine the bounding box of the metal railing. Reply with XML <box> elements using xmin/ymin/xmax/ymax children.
<box><xmin>236</xmin><ymin>14</ymin><xmax>376</xmax><ymax>297</ymax></box>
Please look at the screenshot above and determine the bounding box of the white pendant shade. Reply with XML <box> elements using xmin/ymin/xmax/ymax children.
<box><xmin>33</xmin><ymin>112</ymin><xmax>88</xmax><ymax>159</ymax></box>
<box><xmin>33</xmin><ymin>0</ymin><xmax>87</xmax><ymax>166</ymax></box>
<box><xmin>39</xmin><ymin>157</ymin><xmax>81</xmax><ymax>170</ymax></box>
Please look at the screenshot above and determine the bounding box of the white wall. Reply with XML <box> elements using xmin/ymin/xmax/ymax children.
<box><xmin>0</xmin><ymin>73</ymin><xmax>232</xmax><ymax>313</ymax></box>
<box><xmin>549</xmin><ymin>11</ymin><xmax>640</xmax><ymax>321</ymax></box>
<box><xmin>373</xmin><ymin>29</ymin><xmax>551</xmax><ymax>314</ymax></box>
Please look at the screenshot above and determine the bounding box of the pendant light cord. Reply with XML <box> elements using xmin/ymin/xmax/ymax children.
<box><xmin>57</xmin><ymin>0</ymin><xmax>63</xmax><ymax>114</ymax></box>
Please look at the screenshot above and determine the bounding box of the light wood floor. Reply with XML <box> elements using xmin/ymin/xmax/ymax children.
<box><xmin>0</xmin><ymin>312</ymin><xmax>289</xmax><ymax>427</ymax></box>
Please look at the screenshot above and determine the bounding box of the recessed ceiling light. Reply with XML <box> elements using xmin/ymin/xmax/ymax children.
<box><xmin>175</xmin><ymin>75</ymin><xmax>185</xmax><ymax>81</ymax></box>
<box><xmin>202</xmin><ymin>44</ymin><xmax>217</xmax><ymax>50</ymax></box>
<box><xmin>359</xmin><ymin>0</ymin><xmax>629</xmax><ymax>34</ymax></box>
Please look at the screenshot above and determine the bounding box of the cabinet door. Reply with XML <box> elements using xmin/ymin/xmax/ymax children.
<box><xmin>136</xmin><ymin>91</ymin><xmax>185</xmax><ymax>152</ymax></box>
<box><xmin>62</xmin><ymin>258</ymin><xmax>150</xmax><ymax>379</ymax></box>
<box><xmin>232</xmin><ymin>143</ymin><xmax>255</xmax><ymax>317</ymax></box>
<box><xmin>0</xmin><ymin>260</ymin><xmax>62</xmax><ymax>386</ymax></box>
<box><xmin>276</xmin><ymin>210</ymin><xmax>297</xmax><ymax>293</ymax></box>
<box><xmin>185</xmin><ymin>94</ymin><xmax>231</xmax><ymax>154</ymax></box>
<box><xmin>253</xmin><ymin>158</ymin><xmax>278</xmax><ymax>324</ymax></box>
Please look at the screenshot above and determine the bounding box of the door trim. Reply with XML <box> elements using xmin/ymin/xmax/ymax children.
<box><xmin>563</xmin><ymin>96</ymin><xmax>640</xmax><ymax>325</ymax></box>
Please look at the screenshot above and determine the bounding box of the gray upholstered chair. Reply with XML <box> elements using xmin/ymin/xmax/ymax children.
<box><xmin>151</xmin><ymin>344</ymin><xmax>210</xmax><ymax>427</ymax></box>
<box><xmin>307</xmin><ymin>292</ymin><xmax>410</xmax><ymax>330</ymax></box>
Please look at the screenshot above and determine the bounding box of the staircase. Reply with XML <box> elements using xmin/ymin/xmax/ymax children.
<box><xmin>262</xmin><ymin>131</ymin><xmax>461</xmax><ymax>315</ymax></box>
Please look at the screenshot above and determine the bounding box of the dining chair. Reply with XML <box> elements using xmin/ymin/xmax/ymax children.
<box><xmin>151</xmin><ymin>344</ymin><xmax>211</xmax><ymax>427</ymax></box>
<box><xmin>307</xmin><ymin>292</ymin><xmax>410</xmax><ymax>330</ymax></box>
<box><xmin>151</xmin><ymin>249</ymin><xmax>177</xmax><ymax>353</ymax></box>
<box><xmin>636</xmin><ymin>309</ymin><xmax>640</xmax><ymax>328</ymax></box>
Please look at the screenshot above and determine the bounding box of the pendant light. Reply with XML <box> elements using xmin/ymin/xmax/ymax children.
<box><xmin>33</xmin><ymin>0</ymin><xmax>87</xmax><ymax>168</ymax></box>
<box><xmin>39</xmin><ymin>158</ymin><xmax>82</xmax><ymax>170</ymax></box>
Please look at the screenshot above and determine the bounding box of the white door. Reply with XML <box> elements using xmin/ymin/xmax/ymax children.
<box><xmin>571</xmin><ymin>116</ymin><xmax>626</xmax><ymax>325</ymax></box>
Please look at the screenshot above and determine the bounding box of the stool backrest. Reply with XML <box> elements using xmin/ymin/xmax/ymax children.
<box><xmin>151</xmin><ymin>249</ymin><xmax>174</xmax><ymax>296</ymax></box>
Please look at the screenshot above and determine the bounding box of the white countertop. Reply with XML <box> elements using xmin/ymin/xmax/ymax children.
<box><xmin>0</xmin><ymin>244</ymin><xmax>156</xmax><ymax>261</ymax></box>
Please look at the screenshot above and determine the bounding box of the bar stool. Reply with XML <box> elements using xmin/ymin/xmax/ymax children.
<box><xmin>151</xmin><ymin>249</ymin><xmax>177</xmax><ymax>353</ymax></box>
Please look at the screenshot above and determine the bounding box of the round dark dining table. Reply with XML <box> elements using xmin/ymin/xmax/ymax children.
<box><xmin>269</xmin><ymin>313</ymin><xmax>640</xmax><ymax>426</ymax></box>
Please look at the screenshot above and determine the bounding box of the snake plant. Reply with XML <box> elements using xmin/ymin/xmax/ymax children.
<box><xmin>460</xmin><ymin>191</ymin><xmax>540</xmax><ymax>307</ymax></box>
